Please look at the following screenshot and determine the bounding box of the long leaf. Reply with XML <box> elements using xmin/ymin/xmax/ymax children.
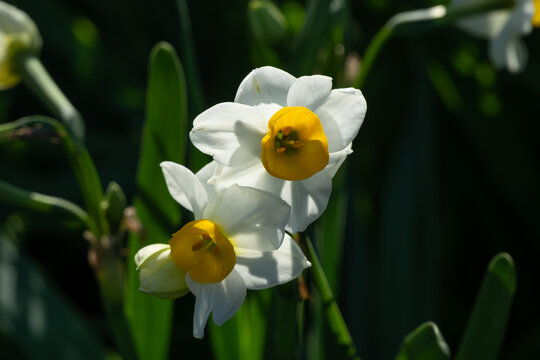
<box><xmin>0</xmin><ymin>231</ymin><xmax>106</xmax><ymax>359</ymax></box>
<box><xmin>124</xmin><ymin>42</ymin><xmax>189</xmax><ymax>360</ymax></box>
<box><xmin>455</xmin><ymin>253</ymin><xmax>517</xmax><ymax>360</ymax></box>
<box><xmin>395</xmin><ymin>321</ymin><xmax>450</xmax><ymax>360</ymax></box>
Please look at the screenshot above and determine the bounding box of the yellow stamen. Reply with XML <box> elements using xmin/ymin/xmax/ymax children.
<box><xmin>169</xmin><ymin>219</ymin><xmax>235</xmax><ymax>284</ymax></box>
<box><xmin>261</xmin><ymin>106</ymin><xmax>329</xmax><ymax>181</ymax></box>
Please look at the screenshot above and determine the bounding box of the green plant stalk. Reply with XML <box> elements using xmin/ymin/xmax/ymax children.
<box><xmin>0</xmin><ymin>116</ymin><xmax>106</xmax><ymax>235</ymax></box>
<box><xmin>306</xmin><ymin>237</ymin><xmax>360</xmax><ymax>360</ymax></box>
<box><xmin>353</xmin><ymin>0</ymin><xmax>515</xmax><ymax>89</ymax></box>
<box><xmin>17</xmin><ymin>53</ymin><xmax>85</xmax><ymax>145</ymax></box>
<box><xmin>2</xmin><ymin>118</ymin><xmax>132</xmax><ymax>356</ymax></box>
<box><xmin>0</xmin><ymin>178</ymin><xmax>96</xmax><ymax>233</ymax></box>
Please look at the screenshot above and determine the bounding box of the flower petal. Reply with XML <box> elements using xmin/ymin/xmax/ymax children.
<box><xmin>235</xmin><ymin>66</ymin><xmax>295</xmax><ymax>118</ymax></box>
<box><xmin>286</xmin><ymin>75</ymin><xmax>333</xmax><ymax>110</ymax></box>
<box><xmin>283</xmin><ymin>170</ymin><xmax>332</xmax><ymax>233</ymax></box>
<box><xmin>134</xmin><ymin>244</ymin><xmax>189</xmax><ymax>299</ymax></box>
<box><xmin>186</xmin><ymin>269</ymin><xmax>247</xmax><ymax>338</ymax></box>
<box><xmin>235</xmin><ymin>234</ymin><xmax>311</xmax><ymax>289</ymax></box>
<box><xmin>190</xmin><ymin>102</ymin><xmax>267</xmax><ymax>166</ymax></box>
<box><xmin>315</xmin><ymin>88</ymin><xmax>367</xmax><ymax>152</ymax></box>
<box><xmin>202</xmin><ymin>184</ymin><xmax>290</xmax><ymax>251</ymax></box>
<box><xmin>209</xmin><ymin>161</ymin><xmax>332</xmax><ymax>233</ymax></box>
<box><xmin>327</xmin><ymin>143</ymin><xmax>353</xmax><ymax>178</ymax></box>
<box><xmin>160</xmin><ymin>161</ymin><xmax>207</xmax><ymax>218</ymax></box>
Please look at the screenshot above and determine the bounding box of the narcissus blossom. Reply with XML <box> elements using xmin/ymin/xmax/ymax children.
<box><xmin>451</xmin><ymin>0</ymin><xmax>538</xmax><ymax>73</ymax></box>
<box><xmin>190</xmin><ymin>66</ymin><xmax>366</xmax><ymax>233</ymax></box>
<box><xmin>135</xmin><ymin>161</ymin><xmax>310</xmax><ymax>338</ymax></box>
<box><xmin>0</xmin><ymin>1</ymin><xmax>42</xmax><ymax>89</ymax></box>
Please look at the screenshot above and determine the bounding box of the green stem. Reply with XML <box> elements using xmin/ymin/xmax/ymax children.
<box><xmin>17</xmin><ymin>54</ymin><xmax>85</xmax><ymax>145</ymax></box>
<box><xmin>0</xmin><ymin>116</ymin><xmax>106</xmax><ymax>235</ymax></box>
<box><xmin>306</xmin><ymin>237</ymin><xmax>360</xmax><ymax>360</ymax></box>
<box><xmin>0</xmin><ymin>178</ymin><xmax>96</xmax><ymax>233</ymax></box>
<box><xmin>353</xmin><ymin>0</ymin><xmax>515</xmax><ymax>89</ymax></box>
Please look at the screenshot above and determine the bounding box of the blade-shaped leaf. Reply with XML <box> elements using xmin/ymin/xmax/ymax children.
<box><xmin>124</xmin><ymin>42</ymin><xmax>189</xmax><ymax>360</ymax></box>
<box><xmin>209</xmin><ymin>290</ymin><xmax>270</xmax><ymax>360</ymax></box>
<box><xmin>0</xmin><ymin>231</ymin><xmax>106</xmax><ymax>359</ymax></box>
<box><xmin>395</xmin><ymin>321</ymin><xmax>450</xmax><ymax>360</ymax></box>
<box><xmin>455</xmin><ymin>253</ymin><xmax>516</xmax><ymax>360</ymax></box>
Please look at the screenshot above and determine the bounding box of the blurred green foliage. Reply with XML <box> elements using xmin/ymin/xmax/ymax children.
<box><xmin>1</xmin><ymin>0</ymin><xmax>540</xmax><ymax>359</ymax></box>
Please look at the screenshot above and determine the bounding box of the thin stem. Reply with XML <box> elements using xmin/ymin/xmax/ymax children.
<box><xmin>0</xmin><ymin>178</ymin><xmax>96</xmax><ymax>234</ymax></box>
<box><xmin>306</xmin><ymin>237</ymin><xmax>360</xmax><ymax>360</ymax></box>
<box><xmin>353</xmin><ymin>0</ymin><xmax>516</xmax><ymax>89</ymax></box>
<box><xmin>17</xmin><ymin>54</ymin><xmax>85</xmax><ymax>145</ymax></box>
<box><xmin>0</xmin><ymin>116</ymin><xmax>105</xmax><ymax>235</ymax></box>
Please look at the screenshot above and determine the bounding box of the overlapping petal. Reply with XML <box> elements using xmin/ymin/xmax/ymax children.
<box><xmin>315</xmin><ymin>88</ymin><xmax>367</xmax><ymax>152</ymax></box>
<box><xmin>186</xmin><ymin>269</ymin><xmax>247</xmax><ymax>338</ymax></box>
<box><xmin>203</xmin><ymin>184</ymin><xmax>290</xmax><ymax>251</ymax></box>
<box><xmin>235</xmin><ymin>234</ymin><xmax>311</xmax><ymax>289</ymax></box>
<box><xmin>208</xmin><ymin>161</ymin><xmax>332</xmax><ymax>233</ymax></box>
<box><xmin>190</xmin><ymin>102</ymin><xmax>267</xmax><ymax>166</ymax></box>
<box><xmin>287</xmin><ymin>75</ymin><xmax>332</xmax><ymax>110</ymax></box>
<box><xmin>161</xmin><ymin>161</ymin><xmax>208</xmax><ymax>218</ymax></box>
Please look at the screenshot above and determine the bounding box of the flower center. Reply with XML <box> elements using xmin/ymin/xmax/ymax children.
<box><xmin>169</xmin><ymin>219</ymin><xmax>235</xmax><ymax>284</ymax></box>
<box><xmin>534</xmin><ymin>0</ymin><xmax>540</xmax><ymax>27</ymax></box>
<box><xmin>261</xmin><ymin>106</ymin><xmax>329</xmax><ymax>181</ymax></box>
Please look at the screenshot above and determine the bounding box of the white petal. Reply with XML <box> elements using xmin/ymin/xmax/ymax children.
<box><xmin>190</xmin><ymin>102</ymin><xmax>267</xmax><ymax>166</ymax></box>
<box><xmin>283</xmin><ymin>171</ymin><xmax>333</xmax><ymax>233</ymax></box>
<box><xmin>186</xmin><ymin>269</ymin><xmax>247</xmax><ymax>338</ymax></box>
<box><xmin>327</xmin><ymin>143</ymin><xmax>353</xmax><ymax>178</ymax></box>
<box><xmin>134</xmin><ymin>244</ymin><xmax>189</xmax><ymax>299</ymax></box>
<box><xmin>315</xmin><ymin>88</ymin><xmax>367</xmax><ymax>152</ymax></box>
<box><xmin>235</xmin><ymin>66</ymin><xmax>295</xmax><ymax>118</ymax></box>
<box><xmin>202</xmin><ymin>184</ymin><xmax>290</xmax><ymax>251</ymax></box>
<box><xmin>235</xmin><ymin>234</ymin><xmax>311</xmax><ymax>289</ymax></box>
<box><xmin>286</xmin><ymin>75</ymin><xmax>333</xmax><ymax>110</ymax></box>
<box><xmin>209</xmin><ymin>161</ymin><xmax>332</xmax><ymax>233</ymax></box>
<box><xmin>456</xmin><ymin>10</ymin><xmax>509</xmax><ymax>39</ymax></box>
<box><xmin>160</xmin><ymin>161</ymin><xmax>207</xmax><ymax>218</ymax></box>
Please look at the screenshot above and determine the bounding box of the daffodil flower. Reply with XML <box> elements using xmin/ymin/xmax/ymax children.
<box><xmin>135</xmin><ymin>161</ymin><xmax>311</xmax><ymax>338</ymax></box>
<box><xmin>451</xmin><ymin>0</ymin><xmax>538</xmax><ymax>73</ymax></box>
<box><xmin>0</xmin><ymin>1</ymin><xmax>42</xmax><ymax>89</ymax></box>
<box><xmin>190</xmin><ymin>66</ymin><xmax>367</xmax><ymax>233</ymax></box>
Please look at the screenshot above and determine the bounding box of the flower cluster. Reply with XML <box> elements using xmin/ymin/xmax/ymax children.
<box><xmin>135</xmin><ymin>66</ymin><xmax>367</xmax><ymax>338</ymax></box>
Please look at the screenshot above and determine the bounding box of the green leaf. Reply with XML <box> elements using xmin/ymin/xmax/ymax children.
<box><xmin>395</xmin><ymin>322</ymin><xmax>450</xmax><ymax>360</ymax></box>
<box><xmin>0</xmin><ymin>231</ymin><xmax>106</xmax><ymax>359</ymax></box>
<box><xmin>209</xmin><ymin>290</ymin><xmax>270</xmax><ymax>360</ymax></box>
<box><xmin>455</xmin><ymin>253</ymin><xmax>517</xmax><ymax>360</ymax></box>
<box><xmin>124</xmin><ymin>42</ymin><xmax>189</xmax><ymax>360</ymax></box>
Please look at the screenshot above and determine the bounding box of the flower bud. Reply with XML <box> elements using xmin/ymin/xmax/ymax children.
<box><xmin>134</xmin><ymin>243</ymin><xmax>189</xmax><ymax>299</ymax></box>
<box><xmin>0</xmin><ymin>1</ymin><xmax>42</xmax><ymax>89</ymax></box>
<box><xmin>100</xmin><ymin>181</ymin><xmax>127</xmax><ymax>234</ymax></box>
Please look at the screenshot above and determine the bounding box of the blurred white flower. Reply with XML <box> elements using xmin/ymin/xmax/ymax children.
<box><xmin>0</xmin><ymin>1</ymin><xmax>42</xmax><ymax>89</ymax></box>
<box><xmin>135</xmin><ymin>161</ymin><xmax>310</xmax><ymax>339</ymax></box>
<box><xmin>451</xmin><ymin>0</ymin><xmax>537</xmax><ymax>73</ymax></box>
<box><xmin>190</xmin><ymin>66</ymin><xmax>367</xmax><ymax>233</ymax></box>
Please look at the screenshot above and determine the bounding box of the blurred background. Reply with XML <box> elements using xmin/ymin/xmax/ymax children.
<box><xmin>1</xmin><ymin>0</ymin><xmax>539</xmax><ymax>359</ymax></box>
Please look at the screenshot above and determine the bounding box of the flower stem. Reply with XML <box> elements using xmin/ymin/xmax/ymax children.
<box><xmin>305</xmin><ymin>237</ymin><xmax>361</xmax><ymax>360</ymax></box>
<box><xmin>0</xmin><ymin>178</ymin><xmax>96</xmax><ymax>233</ymax></box>
<box><xmin>353</xmin><ymin>0</ymin><xmax>515</xmax><ymax>89</ymax></box>
<box><xmin>0</xmin><ymin>116</ymin><xmax>106</xmax><ymax>235</ymax></box>
<box><xmin>17</xmin><ymin>53</ymin><xmax>86</xmax><ymax>145</ymax></box>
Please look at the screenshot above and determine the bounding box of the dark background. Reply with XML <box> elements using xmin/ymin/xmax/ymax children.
<box><xmin>1</xmin><ymin>0</ymin><xmax>539</xmax><ymax>358</ymax></box>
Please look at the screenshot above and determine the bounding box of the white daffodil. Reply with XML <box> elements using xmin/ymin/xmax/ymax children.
<box><xmin>0</xmin><ymin>1</ymin><xmax>42</xmax><ymax>89</ymax></box>
<box><xmin>190</xmin><ymin>66</ymin><xmax>367</xmax><ymax>233</ymax></box>
<box><xmin>451</xmin><ymin>0</ymin><xmax>538</xmax><ymax>73</ymax></box>
<box><xmin>135</xmin><ymin>161</ymin><xmax>311</xmax><ymax>339</ymax></box>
